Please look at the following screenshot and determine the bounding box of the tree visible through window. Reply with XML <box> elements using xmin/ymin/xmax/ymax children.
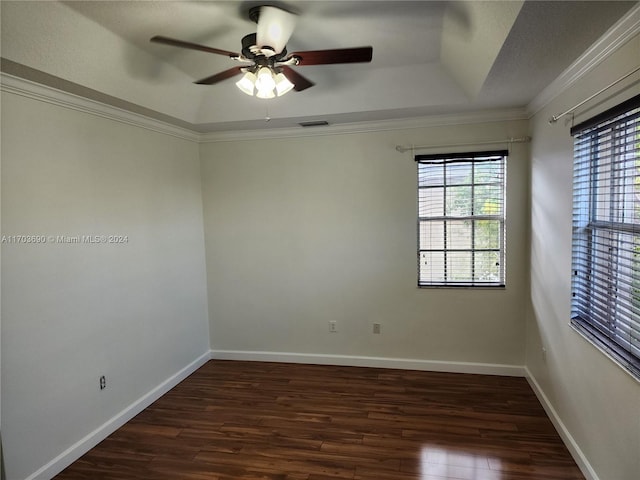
<box><xmin>571</xmin><ymin>93</ymin><xmax>640</xmax><ymax>379</ymax></box>
<box><xmin>416</xmin><ymin>151</ymin><xmax>507</xmax><ymax>287</ymax></box>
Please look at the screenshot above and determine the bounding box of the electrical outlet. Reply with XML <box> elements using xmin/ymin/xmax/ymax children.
<box><xmin>329</xmin><ymin>321</ymin><xmax>337</xmax><ymax>333</ymax></box>
<box><xmin>373</xmin><ymin>323</ymin><xmax>381</xmax><ymax>334</ymax></box>
<box><xmin>99</xmin><ymin>375</ymin><xmax>106</xmax><ymax>390</ymax></box>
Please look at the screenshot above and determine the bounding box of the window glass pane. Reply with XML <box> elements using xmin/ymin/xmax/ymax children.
<box><xmin>620</xmin><ymin>150</ymin><xmax>639</xmax><ymax>223</ymax></box>
<box><xmin>446</xmin><ymin>162</ymin><xmax>472</xmax><ymax>186</ymax></box>
<box><xmin>419</xmin><ymin>251</ymin><xmax>445</xmax><ymax>283</ymax></box>
<box><xmin>446</xmin><ymin>220</ymin><xmax>471</xmax><ymax>249</ymax></box>
<box><xmin>446</xmin><ymin>186</ymin><xmax>472</xmax><ymax>216</ymax></box>
<box><xmin>418</xmin><ymin>165</ymin><xmax>444</xmax><ymax>187</ymax></box>
<box><xmin>419</xmin><ymin>221</ymin><xmax>444</xmax><ymax>250</ymax></box>
<box><xmin>474</xmin><ymin>184</ymin><xmax>503</xmax><ymax>215</ymax></box>
<box><xmin>475</xmin><ymin>161</ymin><xmax>501</xmax><ymax>183</ymax></box>
<box><xmin>418</xmin><ymin>187</ymin><xmax>444</xmax><ymax>217</ymax></box>
<box><xmin>474</xmin><ymin>251</ymin><xmax>501</xmax><ymax>282</ymax></box>
<box><xmin>446</xmin><ymin>251</ymin><xmax>472</xmax><ymax>281</ymax></box>
<box><xmin>474</xmin><ymin>220</ymin><xmax>501</xmax><ymax>249</ymax></box>
<box><xmin>593</xmin><ymin>158</ymin><xmax>612</xmax><ymax>221</ymax></box>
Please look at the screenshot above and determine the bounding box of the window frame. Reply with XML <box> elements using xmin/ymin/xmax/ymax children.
<box><xmin>570</xmin><ymin>93</ymin><xmax>640</xmax><ymax>380</ymax></box>
<box><xmin>416</xmin><ymin>150</ymin><xmax>507</xmax><ymax>288</ymax></box>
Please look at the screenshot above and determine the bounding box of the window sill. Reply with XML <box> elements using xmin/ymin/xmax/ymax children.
<box><xmin>418</xmin><ymin>284</ymin><xmax>506</xmax><ymax>290</ymax></box>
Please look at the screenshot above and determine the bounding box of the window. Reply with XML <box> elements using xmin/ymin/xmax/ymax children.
<box><xmin>571</xmin><ymin>93</ymin><xmax>640</xmax><ymax>379</ymax></box>
<box><xmin>416</xmin><ymin>150</ymin><xmax>507</xmax><ymax>287</ymax></box>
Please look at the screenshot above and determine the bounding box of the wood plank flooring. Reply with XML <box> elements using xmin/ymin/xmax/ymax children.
<box><xmin>55</xmin><ymin>360</ymin><xmax>585</xmax><ymax>480</ymax></box>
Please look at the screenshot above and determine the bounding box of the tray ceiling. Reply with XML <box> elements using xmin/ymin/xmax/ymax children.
<box><xmin>1</xmin><ymin>1</ymin><xmax>636</xmax><ymax>132</ymax></box>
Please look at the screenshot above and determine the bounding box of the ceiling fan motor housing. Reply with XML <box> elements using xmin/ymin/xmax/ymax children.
<box><xmin>241</xmin><ymin>33</ymin><xmax>288</xmax><ymax>62</ymax></box>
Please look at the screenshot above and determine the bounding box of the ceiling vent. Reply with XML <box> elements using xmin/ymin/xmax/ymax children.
<box><xmin>298</xmin><ymin>120</ymin><xmax>329</xmax><ymax>127</ymax></box>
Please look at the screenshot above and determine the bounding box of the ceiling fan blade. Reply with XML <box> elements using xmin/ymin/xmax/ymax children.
<box><xmin>195</xmin><ymin>67</ymin><xmax>244</xmax><ymax>85</ymax></box>
<box><xmin>289</xmin><ymin>46</ymin><xmax>373</xmax><ymax>66</ymax></box>
<box><xmin>150</xmin><ymin>35</ymin><xmax>239</xmax><ymax>57</ymax></box>
<box><xmin>281</xmin><ymin>66</ymin><xmax>314</xmax><ymax>92</ymax></box>
<box><xmin>256</xmin><ymin>6</ymin><xmax>297</xmax><ymax>55</ymax></box>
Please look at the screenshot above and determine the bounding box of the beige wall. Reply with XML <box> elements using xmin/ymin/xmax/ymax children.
<box><xmin>527</xmin><ymin>33</ymin><xmax>640</xmax><ymax>480</ymax></box>
<box><xmin>200</xmin><ymin>120</ymin><xmax>530</xmax><ymax>367</ymax></box>
<box><xmin>1</xmin><ymin>92</ymin><xmax>210</xmax><ymax>479</ymax></box>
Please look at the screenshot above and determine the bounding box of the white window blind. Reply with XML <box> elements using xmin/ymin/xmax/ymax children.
<box><xmin>571</xmin><ymin>93</ymin><xmax>640</xmax><ymax>378</ymax></box>
<box><xmin>416</xmin><ymin>151</ymin><xmax>507</xmax><ymax>287</ymax></box>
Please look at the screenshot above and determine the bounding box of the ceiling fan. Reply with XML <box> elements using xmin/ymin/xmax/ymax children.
<box><xmin>150</xmin><ymin>5</ymin><xmax>373</xmax><ymax>99</ymax></box>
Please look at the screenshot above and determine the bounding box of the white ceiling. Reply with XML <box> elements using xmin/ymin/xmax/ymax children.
<box><xmin>1</xmin><ymin>1</ymin><xmax>637</xmax><ymax>132</ymax></box>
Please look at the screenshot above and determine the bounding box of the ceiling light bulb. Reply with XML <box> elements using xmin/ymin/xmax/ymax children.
<box><xmin>256</xmin><ymin>88</ymin><xmax>276</xmax><ymax>99</ymax></box>
<box><xmin>235</xmin><ymin>71</ymin><xmax>256</xmax><ymax>96</ymax></box>
<box><xmin>255</xmin><ymin>67</ymin><xmax>277</xmax><ymax>99</ymax></box>
<box><xmin>275</xmin><ymin>72</ymin><xmax>294</xmax><ymax>96</ymax></box>
<box><xmin>255</xmin><ymin>67</ymin><xmax>276</xmax><ymax>92</ymax></box>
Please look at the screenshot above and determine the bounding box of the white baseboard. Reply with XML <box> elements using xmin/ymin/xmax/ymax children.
<box><xmin>210</xmin><ymin>349</ymin><xmax>525</xmax><ymax>377</ymax></box>
<box><xmin>524</xmin><ymin>367</ymin><xmax>599</xmax><ymax>480</ymax></box>
<box><xmin>26</xmin><ymin>351</ymin><xmax>211</xmax><ymax>480</ymax></box>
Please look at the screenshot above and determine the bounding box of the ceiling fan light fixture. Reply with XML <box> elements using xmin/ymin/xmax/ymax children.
<box><xmin>256</xmin><ymin>88</ymin><xmax>276</xmax><ymax>99</ymax></box>
<box><xmin>235</xmin><ymin>71</ymin><xmax>257</xmax><ymax>96</ymax></box>
<box><xmin>255</xmin><ymin>67</ymin><xmax>276</xmax><ymax>92</ymax></box>
<box><xmin>275</xmin><ymin>72</ymin><xmax>294</xmax><ymax>96</ymax></box>
<box><xmin>235</xmin><ymin>67</ymin><xmax>291</xmax><ymax>99</ymax></box>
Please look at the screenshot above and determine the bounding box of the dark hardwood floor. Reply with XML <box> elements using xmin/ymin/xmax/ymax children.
<box><xmin>55</xmin><ymin>360</ymin><xmax>584</xmax><ymax>480</ymax></box>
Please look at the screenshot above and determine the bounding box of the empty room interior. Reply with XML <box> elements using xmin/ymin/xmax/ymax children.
<box><xmin>1</xmin><ymin>1</ymin><xmax>639</xmax><ymax>479</ymax></box>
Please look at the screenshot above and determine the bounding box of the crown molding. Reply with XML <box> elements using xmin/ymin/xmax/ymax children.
<box><xmin>527</xmin><ymin>3</ymin><xmax>640</xmax><ymax>117</ymax></box>
<box><xmin>198</xmin><ymin>108</ymin><xmax>529</xmax><ymax>143</ymax></box>
<box><xmin>0</xmin><ymin>73</ymin><xmax>200</xmax><ymax>142</ymax></box>
<box><xmin>1</xmin><ymin>71</ymin><xmax>528</xmax><ymax>144</ymax></box>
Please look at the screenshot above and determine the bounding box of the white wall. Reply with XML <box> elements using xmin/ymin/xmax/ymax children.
<box><xmin>0</xmin><ymin>91</ymin><xmax>210</xmax><ymax>480</ymax></box>
<box><xmin>201</xmin><ymin>119</ymin><xmax>530</xmax><ymax>369</ymax></box>
<box><xmin>527</xmin><ymin>32</ymin><xmax>640</xmax><ymax>480</ymax></box>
